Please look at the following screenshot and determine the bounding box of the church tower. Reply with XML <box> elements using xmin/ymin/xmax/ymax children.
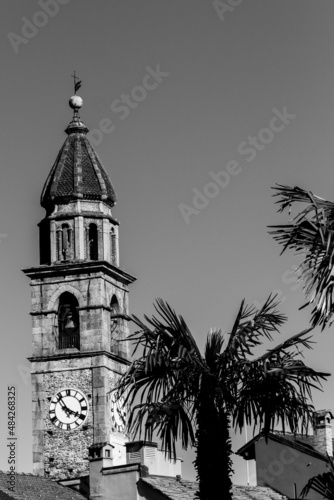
<box><xmin>23</xmin><ymin>92</ymin><xmax>136</xmax><ymax>480</ymax></box>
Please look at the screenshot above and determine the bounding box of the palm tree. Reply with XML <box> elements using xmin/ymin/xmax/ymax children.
<box><xmin>301</xmin><ymin>454</ymin><xmax>334</xmax><ymax>499</ymax></box>
<box><xmin>269</xmin><ymin>184</ymin><xmax>334</xmax><ymax>330</ymax></box>
<box><xmin>117</xmin><ymin>295</ymin><xmax>329</xmax><ymax>500</ymax></box>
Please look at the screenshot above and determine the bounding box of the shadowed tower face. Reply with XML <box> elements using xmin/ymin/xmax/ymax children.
<box><xmin>23</xmin><ymin>92</ymin><xmax>136</xmax><ymax>480</ymax></box>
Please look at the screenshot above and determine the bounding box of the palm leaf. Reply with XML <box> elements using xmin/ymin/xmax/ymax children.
<box><xmin>224</xmin><ymin>294</ymin><xmax>287</xmax><ymax>362</ymax></box>
<box><xmin>301</xmin><ymin>454</ymin><xmax>334</xmax><ymax>499</ymax></box>
<box><xmin>117</xmin><ymin>299</ymin><xmax>204</xmax><ymax>458</ymax></box>
<box><xmin>233</xmin><ymin>327</ymin><xmax>330</xmax><ymax>436</ymax></box>
<box><xmin>269</xmin><ymin>184</ymin><xmax>334</xmax><ymax>329</ymax></box>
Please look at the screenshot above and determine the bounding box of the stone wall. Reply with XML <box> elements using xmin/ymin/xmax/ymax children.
<box><xmin>44</xmin><ymin>369</ymin><xmax>93</xmax><ymax>480</ymax></box>
<box><xmin>28</xmin><ymin>268</ymin><xmax>130</xmax><ymax>360</ymax></box>
<box><xmin>31</xmin><ymin>353</ymin><xmax>129</xmax><ymax>479</ymax></box>
<box><xmin>26</xmin><ymin>233</ymin><xmax>134</xmax><ymax>479</ymax></box>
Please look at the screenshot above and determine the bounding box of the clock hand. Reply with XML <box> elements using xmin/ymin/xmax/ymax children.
<box><xmin>64</xmin><ymin>407</ymin><xmax>79</xmax><ymax>417</ymax></box>
<box><xmin>56</xmin><ymin>395</ymin><xmax>72</xmax><ymax>417</ymax></box>
<box><xmin>57</xmin><ymin>396</ymin><xmax>80</xmax><ymax>418</ymax></box>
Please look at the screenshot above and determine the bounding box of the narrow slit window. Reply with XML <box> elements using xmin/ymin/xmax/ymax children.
<box><xmin>89</xmin><ymin>224</ymin><xmax>98</xmax><ymax>260</ymax></box>
<box><xmin>61</xmin><ymin>224</ymin><xmax>72</xmax><ymax>261</ymax></box>
<box><xmin>110</xmin><ymin>228</ymin><xmax>116</xmax><ymax>265</ymax></box>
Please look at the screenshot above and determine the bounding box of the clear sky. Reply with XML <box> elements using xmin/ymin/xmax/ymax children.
<box><xmin>1</xmin><ymin>0</ymin><xmax>334</xmax><ymax>486</ymax></box>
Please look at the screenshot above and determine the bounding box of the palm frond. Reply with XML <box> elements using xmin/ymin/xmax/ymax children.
<box><xmin>224</xmin><ymin>294</ymin><xmax>287</xmax><ymax>361</ymax></box>
<box><xmin>117</xmin><ymin>299</ymin><xmax>204</xmax><ymax>457</ymax></box>
<box><xmin>269</xmin><ymin>184</ymin><xmax>334</xmax><ymax>329</ymax></box>
<box><xmin>204</xmin><ymin>329</ymin><xmax>225</xmax><ymax>369</ymax></box>
<box><xmin>233</xmin><ymin>327</ymin><xmax>330</xmax><ymax>436</ymax></box>
<box><xmin>301</xmin><ymin>454</ymin><xmax>334</xmax><ymax>499</ymax></box>
<box><xmin>129</xmin><ymin>299</ymin><xmax>206</xmax><ymax>369</ymax></box>
<box><xmin>127</xmin><ymin>401</ymin><xmax>196</xmax><ymax>457</ymax></box>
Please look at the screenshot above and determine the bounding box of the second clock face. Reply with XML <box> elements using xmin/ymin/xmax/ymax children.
<box><xmin>49</xmin><ymin>388</ymin><xmax>88</xmax><ymax>431</ymax></box>
<box><xmin>110</xmin><ymin>391</ymin><xmax>127</xmax><ymax>432</ymax></box>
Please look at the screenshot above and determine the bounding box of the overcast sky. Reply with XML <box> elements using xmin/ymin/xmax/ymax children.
<box><xmin>1</xmin><ymin>0</ymin><xmax>334</xmax><ymax>486</ymax></box>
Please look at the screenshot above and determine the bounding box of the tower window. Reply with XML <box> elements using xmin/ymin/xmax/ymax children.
<box><xmin>88</xmin><ymin>224</ymin><xmax>98</xmax><ymax>260</ymax></box>
<box><xmin>110</xmin><ymin>295</ymin><xmax>120</xmax><ymax>354</ymax></box>
<box><xmin>57</xmin><ymin>224</ymin><xmax>73</xmax><ymax>261</ymax></box>
<box><xmin>110</xmin><ymin>228</ymin><xmax>116</xmax><ymax>265</ymax></box>
<box><xmin>62</xmin><ymin>224</ymin><xmax>72</xmax><ymax>261</ymax></box>
<box><xmin>58</xmin><ymin>292</ymin><xmax>80</xmax><ymax>350</ymax></box>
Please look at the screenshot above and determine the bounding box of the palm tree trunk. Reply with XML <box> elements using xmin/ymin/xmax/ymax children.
<box><xmin>194</xmin><ymin>381</ymin><xmax>233</xmax><ymax>499</ymax></box>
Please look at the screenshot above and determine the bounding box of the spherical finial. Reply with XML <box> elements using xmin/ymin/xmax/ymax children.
<box><xmin>69</xmin><ymin>95</ymin><xmax>83</xmax><ymax>110</ymax></box>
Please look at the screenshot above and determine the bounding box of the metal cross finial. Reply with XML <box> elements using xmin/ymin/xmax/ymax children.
<box><xmin>71</xmin><ymin>71</ymin><xmax>82</xmax><ymax>95</ymax></box>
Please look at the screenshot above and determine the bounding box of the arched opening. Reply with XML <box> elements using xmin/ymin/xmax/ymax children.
<box><xmin>58</xmin><ymin>292</ymin><xmax>80</xmax><ymax>350</ymax></box>
<box><xmin>89</xmin><ymin>224</ymin><xmax>98</xmax><ymax>260</ymax></box>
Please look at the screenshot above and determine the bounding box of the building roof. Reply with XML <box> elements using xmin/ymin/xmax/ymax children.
<box><xmin>40</xmin><ymin>111</ymin><xmax>117</xmax><ymax>212</ymax></box>
<box><xmin>0</xmin><ymin>471</ymin><xmax>86</xmax><ymax>500</ymax></box>
<box><xmin>237</xmin><ymin>430</ymin><xmax>328</xmax><ymax>462</ymax></box>
<box><xmin>141</xmin><ymin>477</ymin><xmax>288</xmax><ymax>500</ymax></box>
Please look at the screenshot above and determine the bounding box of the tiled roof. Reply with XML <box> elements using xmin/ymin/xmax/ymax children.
<box><xmin>41</xmin><ymin>115</ymin><xmax>117</xmax><ymax>210</ymax></box>
<box><xmin>232</xmin><ymin>486</ymin><xmax>288</xmax><ymax>500</ymax></box>
<box><xmin>272</xmin><ymin>430</ymin><xmax>315</xmax><ymax>450</ymax></box>
<box><xmin>141</xmin><ymin>477</ymin><xmax>197</xmax><ymax>499</ymax></box>
<box><xmin>141</xmin><ymin>477</ymin><xmax>287</xmax><ymax>500</ymax></box>
<box><xmin>237</xmin><ymin>430</ymin><xmax>328</xmax><ymax>462</ymax></box>
<box><xmin>0</xmin><ymin>471</ymin><xmax>85</xmax><ymax>500</ymax></box>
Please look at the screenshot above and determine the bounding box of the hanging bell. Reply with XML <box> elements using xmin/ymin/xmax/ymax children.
<box><xmin>64</xmin><ymin>313</ymin><xmax>76</xmax><ymax>334</ymax></box>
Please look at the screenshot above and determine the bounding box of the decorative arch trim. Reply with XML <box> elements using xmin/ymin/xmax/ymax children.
<box><xmin>48</xmin><ymin>285</ymin><xmax>84</xmax><ymax>311</ymax></box>
<box><xmin>107</xmin><ymin>290</ymin><xmax>123</xmax><ymax>309</ymax></box>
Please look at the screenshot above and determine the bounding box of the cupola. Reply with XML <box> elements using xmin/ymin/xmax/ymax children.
<box><xmin>41</xmin><ymin>94</ymin><xmax>117</xmax><ymax>214</ymax></box>
<box><xmin>38</xmin><ymin>89</ymin><xmax>120</xmax><ymax>267</ymax></box>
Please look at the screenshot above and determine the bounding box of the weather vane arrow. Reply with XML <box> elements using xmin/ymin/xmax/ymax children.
<box><xmin>71</xmin><ymin>71</ymin><xmax>82</xmax><ymax>95</ymax></box>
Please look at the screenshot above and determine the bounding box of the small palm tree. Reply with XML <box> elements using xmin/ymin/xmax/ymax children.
<box><xmin>269</xmin><ymin>184</ymin><xmax>334</xmax><ymax>329</ymax></box>
<box><xmin>117</xmin><ymin>295</ymin><xmax>329</xmax><ymax>500</ymax></box>
<box><xmin>301</xmin><ymin>454</ymin><xmax>334</xmax><ymax>499</ymax></box>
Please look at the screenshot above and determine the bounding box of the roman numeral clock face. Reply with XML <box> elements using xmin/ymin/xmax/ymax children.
<box><xmin>49</xmin><ymin>389</ymin><xmax>88</xmax><ymax>431</ymax></box>
<box><xmin>110</xmin><ymin>391</ymin><xmax>127</xmax><ymax>432</ymax></box>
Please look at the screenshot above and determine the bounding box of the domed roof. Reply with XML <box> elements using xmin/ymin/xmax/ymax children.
<box><xmin>41</xmin><ymin>104</ymin><xmax>117</xmax><ymax>211</ymax></box>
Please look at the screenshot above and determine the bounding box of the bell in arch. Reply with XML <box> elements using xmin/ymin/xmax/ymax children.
<box><xmin>64</xmin><ymin>313</ymin><xmax>77</xmax><ymax>334</ymax></box>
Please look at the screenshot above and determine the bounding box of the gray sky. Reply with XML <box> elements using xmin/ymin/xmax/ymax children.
<box><xmin>1</xmin><ymin>0</ymin><xmax>334</xmax><ymax>485</ymax></box>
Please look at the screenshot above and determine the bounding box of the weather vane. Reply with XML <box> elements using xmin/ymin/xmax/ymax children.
<box><xmin>71</xmin><ymin>71</ymin><xmax>82</xmax><ymax>95</ymax></box>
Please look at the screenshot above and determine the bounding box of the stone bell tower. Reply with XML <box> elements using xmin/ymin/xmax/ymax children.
<box><xmin>23</xmin><ymin>92</ymin><xmax>136</xmax><ymax>480</ymax></box>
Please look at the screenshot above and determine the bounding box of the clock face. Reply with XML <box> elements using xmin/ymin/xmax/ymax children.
<box><xmin>49</xmin><ymin>388</ymin><xmax>88</xmax><ymax>431</ymax></box>
<box><xmin>110</xmin><ymin>391</ymin><xmax>127</xmax><ymax>432</ymax></box>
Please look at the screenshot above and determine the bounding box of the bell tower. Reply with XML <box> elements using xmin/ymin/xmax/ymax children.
<box><xmin>23</xmin><ymin>92</ymin><xmax>136</xmax><ymax>480</ymax></box>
